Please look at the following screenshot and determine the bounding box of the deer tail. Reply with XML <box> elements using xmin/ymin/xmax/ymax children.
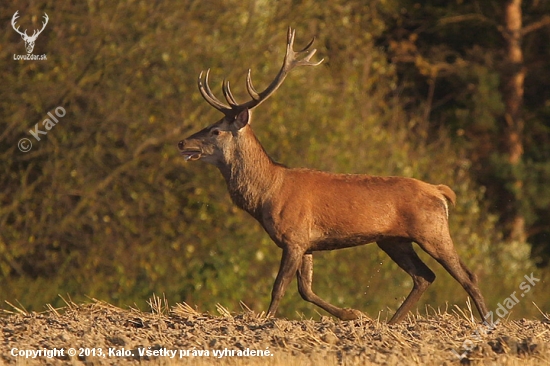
<box><xmin>437</xmin><ymin>185</ymin><xmax>456</xmax><ymax>219</ymax></box>
<box><xmin>437</xmin><ymin>184</ymin><xmax>456</xmax><ymax>206</ymax></box>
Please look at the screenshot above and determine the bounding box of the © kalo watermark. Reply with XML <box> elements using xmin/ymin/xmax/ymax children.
<box><xmin>451</xmin><ymin>272</ymin><xmax>540</xmax><ymax>360</ymax></box>
<box><xmin>11</xmin><ymin>11</ymin><xmax>48</xmax><ymax>61</ymax></box>
<box><xmin>18</xmin><ymin>106</ymin><xmax>66</xmax><ymax>152</ymax></box>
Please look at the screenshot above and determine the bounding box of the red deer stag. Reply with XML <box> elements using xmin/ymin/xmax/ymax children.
<box><xmin>178</xmin><ymin>27</ymin><xmax>488</xmax><ymax>324</ymax></box>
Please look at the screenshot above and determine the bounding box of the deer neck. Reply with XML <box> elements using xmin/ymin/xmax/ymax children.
<box><xmin>217</xmin><ymin>128</ymin><xmax>281</xmax><ymax>217</ymax></box>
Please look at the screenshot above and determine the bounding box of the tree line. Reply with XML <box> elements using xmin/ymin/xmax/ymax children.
<box><xmin>1</xmin><ymin>0</ymin><xmax>548</xmax><ymax>318</ymax></box>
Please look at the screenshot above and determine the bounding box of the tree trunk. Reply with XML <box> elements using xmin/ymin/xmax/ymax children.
<box><xmin>502</xmin><ymin>0</ymin><xmax>526</xmax><ymax>242</ymax></box>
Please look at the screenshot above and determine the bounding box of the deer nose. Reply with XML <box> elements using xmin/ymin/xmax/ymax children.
<box><xmin>178</xmin><ymin>140</ymin><xmax>184</xmax><ymax>150</ymax></box>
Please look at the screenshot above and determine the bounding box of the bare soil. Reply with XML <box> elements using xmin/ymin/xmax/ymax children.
<box><xmin>1</xmin><ymin>298</ymin><xmax>549</xmax><ymax>365</ymax></box>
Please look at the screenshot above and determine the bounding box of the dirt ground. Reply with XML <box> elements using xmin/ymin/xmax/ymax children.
<box><xmin>1</xmin><ymin>297</ymin><xmax>549</xmax><ymax>365</ymax></box>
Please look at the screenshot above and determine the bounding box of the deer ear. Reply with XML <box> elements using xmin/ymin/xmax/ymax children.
<box><xmin>233</xmin><ymin>108</ymin><xmax>250</xmax><ymax>130</ymax></box>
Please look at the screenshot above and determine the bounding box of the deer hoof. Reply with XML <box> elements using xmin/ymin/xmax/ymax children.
<box><xmin>339</xmin><ymin>308</ymin><xmax>363</xmax><ymax>321</ymax></box>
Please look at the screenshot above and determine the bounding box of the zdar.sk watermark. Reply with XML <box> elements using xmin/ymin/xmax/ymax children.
<box><xmin>451</xmin><ymin>272</ymin><xmax>540</xmax><ymax>360</ymax></box>
<box><xmin>18</xmin><ymin>106</ymin><xmax>66</xmax><ymax>152</ymax></box>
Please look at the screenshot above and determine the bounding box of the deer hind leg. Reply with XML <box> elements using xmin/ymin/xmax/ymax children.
<box><xmin>297</xmin><ymin>253</ymin><xmax>363</xmax><ymax>320</ymax></box>
<box><xmin>377</xmin><ymin>239</ymin><xmax>436</xmax><ymax>324</ymax></box>
<box><xmin>416</xmin><ymin>236</ymin><xmax>489</xmax><ymax>321</ymax></box>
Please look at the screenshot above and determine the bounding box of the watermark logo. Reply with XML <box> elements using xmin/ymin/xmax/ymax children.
<box><xmin>18</xmin><ymin>138</ymin><xmax>33</xmax><ymax>153</ymax></box>
<box><xmin>18</xmin><ymin>106</ymin><xmax>66</xmax><ymax>152</ymax></box>
<box><xmin>12</xmin><ymin>11</ymin><xmax>48</xmax><ymax>61</ymax></box>
<box><xmin>451</xmin><ymin>272</ymin><xmax>540</xmax><ymax>360</ymax></box>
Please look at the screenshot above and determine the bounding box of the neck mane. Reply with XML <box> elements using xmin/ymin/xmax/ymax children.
<box><xmin>217</xmin><ymin>126</ymin><xmax>282</xmax><ymax>218</ymax></box>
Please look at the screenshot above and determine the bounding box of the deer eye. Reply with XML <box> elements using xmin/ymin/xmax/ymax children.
<box><xmin>211</xmin><ymin>129</ymin><xmax>221</xmax><ymax>136</ymax></box>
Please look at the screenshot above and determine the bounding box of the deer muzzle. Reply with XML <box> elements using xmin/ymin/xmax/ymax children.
<box><xmin>178</xmin><ymin>140</ymin><xmax>202</xmax><ymax>161</ymax></box>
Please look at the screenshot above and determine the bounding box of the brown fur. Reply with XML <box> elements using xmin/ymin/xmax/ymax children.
<box><xmin>179</xmin><ymin>109</ymin><xmax>489</xmax><ymax>324</ymax></box>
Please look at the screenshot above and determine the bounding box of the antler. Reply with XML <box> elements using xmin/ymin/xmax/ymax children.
<box><xmin>11</xmin><ymin>11</ymin><xmax>27</xmax><ymax>37</ymax></box>
<box><xmin>198</xmin><ymin>27</ymin><xmax>324</xmax><ymax>116</ymax></box>
<box><xmin>32</xmin><ymin>13</ymin><xmax>49</xmax><ymax>40</ymax></box>
<box><xmin>11</xmin><ymin>11</ymin><xmax>48</xmax><ymax>40</ymax></box>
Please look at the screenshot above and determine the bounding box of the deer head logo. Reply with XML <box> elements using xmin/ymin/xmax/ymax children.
<box><xmin>12</xmin><ymin>11</ymin><xmax>49</xmax><ymax>54</ymax></box>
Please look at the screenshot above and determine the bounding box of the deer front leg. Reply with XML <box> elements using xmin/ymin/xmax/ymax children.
<box><xmin>266</xmin><ymin>247</ymin><xmax>303</xmax><ymax>318</ymax></box>
<box><xmin>297</xmin><ymin>253</ymin><xmax>363</xmax><ymax>320</ymax></box>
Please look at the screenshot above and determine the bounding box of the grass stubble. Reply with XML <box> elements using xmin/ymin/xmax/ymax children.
<box><xmin>1</xmin><ymin>295</ymin><xmax>549</xmax><ymax>365</ymax></box>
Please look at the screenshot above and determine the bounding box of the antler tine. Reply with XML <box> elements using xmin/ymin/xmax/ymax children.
<box><xmin>239</xmin><ymin>26</ymin><xmax>324</xmax><ymax>110</ymax></box>
<box><xmin>222</xmin><ymin>80</ymin><xmax>240</xmax><ymax>108</ymax></box>
<box><xmin>34</xmin><ymin>13</ymin><xmax>49</xmax><ymax>37</ymax></box>
<box><xmin>198</xmin><ymin>27</ymin><xmax>323</xmax><ymax>115</ymax></box>
<box><xmin>287</xmin><ymin>27</ymin><xmax>296</xmax><ymax>52</ymax></box>
<box><xmin>11</xmin><ymin>10</ymin><xmax>19</xmax><ymax>27</ymax></box>
<box><xmin>286</xmin><ymin>28</ymin><xmax>324</xmax><ymax>68</ymax></box>
<box><xmin>299</xmin><ymin>36</ymin><xmax>315</xmax><ymax>53</ymax></box>
<box><xmin>243</xmin><ymin>28</ymin><xmax>321</xmax><ymax>103</ymax></box>
<box><xmin>198</xmin><ymin>70</ymin><xmax>232</xmax><ymax>113</ymax></box>
<box><xmin>11</xmin><ymin>11</ymin><xmax>27</xmax><ymax>37</ymax></box>
<box><xmin>245</xmin><ymin>69</ymin><xmax>261</xmax><ymax>101</ymax></box>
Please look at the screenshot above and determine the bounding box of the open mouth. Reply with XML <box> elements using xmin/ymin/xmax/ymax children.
<box><xmin>180</xmin><ymin>150</ymin><xmax>202</xmax><ymax>161</ymax></box>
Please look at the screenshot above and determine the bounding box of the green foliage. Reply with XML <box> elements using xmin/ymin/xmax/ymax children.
<box><xmin>1</xmin><ymin>0</ymin><xmax>547</xmax><ymax>320</ymax></box>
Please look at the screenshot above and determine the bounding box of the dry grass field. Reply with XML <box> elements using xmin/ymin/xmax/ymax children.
<box><xmin>1</xmin><ymin>296</ymin><xmax>549</xmax><ymax>365</ymax></box>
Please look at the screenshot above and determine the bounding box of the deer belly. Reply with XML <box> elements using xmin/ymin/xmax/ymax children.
<box><xmin>309</xmin><ymin>233</ymin><xmax>384</xmax><ymax>251</ymax></box>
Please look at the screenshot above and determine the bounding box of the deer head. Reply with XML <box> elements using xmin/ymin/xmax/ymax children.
<box><xmin>12</xmin><ymin>11</ymin><xmax>49</xmax><ymax>54</ymax></box>
<box><xmin>178</xmin><ymin>28</ymin><xmax>323</xmax><ymax>167</ymax></box>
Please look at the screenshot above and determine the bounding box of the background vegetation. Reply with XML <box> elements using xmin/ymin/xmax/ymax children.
<box><xmin>1</xmin><ymin>0</ymin><xmax>548</xmax><ymax>320</ymax></box>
